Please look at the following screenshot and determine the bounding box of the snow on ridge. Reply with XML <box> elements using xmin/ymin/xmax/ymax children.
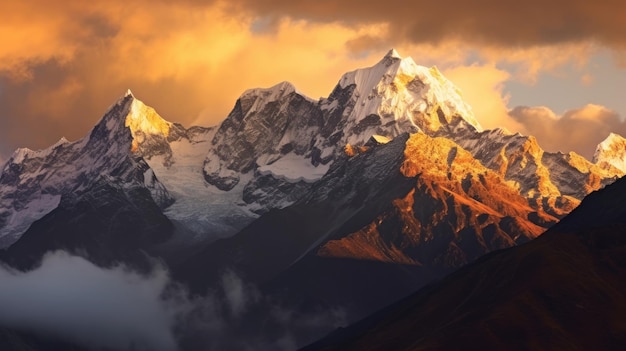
<box><xmin>143</xmin><ymin>129</ymin><xmax>258</xmax><ymax>241</ymax></box>
<box><xmin>10</xmin><ymin>137</ymin><xmax>72</xmax><ymax>164</ymax></box>
<box><xmin>0</xmin><ymin>91</ymin><xmax>175</xmax><ymax>247</ymax></box>
<box><xmin>386</xmin><ymin>48</ymin><xmax>402</xmax><ymax>59</ymax></box>
<box><xmin>597</xmin><ymin>132</ymin><xmax>626</xmax><ymax>150</ymax></box>
<box><xmin>0</xmin><ymin>194</ymin><xmax>61</xmax><ymax>248</ymax></box>
<box><xmin>240</xmin><ymin>81</ymin><xmax>314</xmax><ymax>103</ymax></box>
<box><xmin>257</xmin><ymin>153</ymin><xmax>330</xmax><ymax>184</ymax></box>
<box><xmin>126</xmin><ymin>97</ymin><xmax>173</xmax><ymax>137</ymax></box>
<box><xmin>338</xmin><ymin>51</ymin><xmax>401</xmax><ymax>92</ymax></box>
<box><xmin>593</xmin><ymin>132</ymin><xmax>626</xmax><ymax>172</ymax></box>
<box><xmin>7</xmin><ymin>140</ymin><xmax>68</xmax><ymax>165</ymax></box>
<box><xmin>54</xmin><ymin>137</ymin><xmax>70</xmax><ymax>147</ymax></box>
<box><xmin>335</xmin><ymin>49</ymin><xmax>482</xmax><ymax>134</ymax></box>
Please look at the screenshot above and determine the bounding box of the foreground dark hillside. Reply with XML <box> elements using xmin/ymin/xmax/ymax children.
<box><xmin>304</xmin><ymin>176</ymin><xmax>626</xmax><ymax>351</ymax></box>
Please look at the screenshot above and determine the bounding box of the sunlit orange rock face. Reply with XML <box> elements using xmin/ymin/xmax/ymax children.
<box><xmin>450</xmin><ymin>129</ymin><xmax>623</xmax><ymax>220</ymax></box>
<box><xmin>319</xmin><ymin>133</ymin><xmax>556</xmax><ymax>268</ymax></box>
<box><xmin>307</xmin><ymin>174</ymin><xmax>626</xmax><ymax>351</ymax></box>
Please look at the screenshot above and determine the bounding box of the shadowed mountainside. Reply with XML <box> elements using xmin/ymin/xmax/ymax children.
<box><xmin>302</xmin><ymin>176</ymin><xmax>626</xmax><ymax>351</ymax></box>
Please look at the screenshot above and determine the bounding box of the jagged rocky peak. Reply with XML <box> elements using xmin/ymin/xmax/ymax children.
<box><xmin>203</xmin><ymin>80</ymin><xmax>323</xmax><ymax>191</ymax></box>
<box><xmin>4</xmin><ymin>137</ymin><xmax>71</xmax><ymax>167</ymax></box>
<box><xmin>238</xmin><ymin>81</ymin><xmax>299</xmax><ymax>111</ymax></box>
<box><xmin>593</xmin><ymin>132</ymin><xmax>626</xmax><ymax>173</ymax></box>
<box><xmin>0</xmin><ymin>90</ymin><xmax>177</xmax><ymax>248</ymax></box>
<box><xmin>201</xmin><ymin>50</ymin><xmax>486</xmax><ymax>210</ymax></box>
<box><xmin>100</xmin><ymin>91</ymin><xmax>173</xmax><ymax>140</ymax></box>
<box><xmin>127</xmin><ymin>97</ymin><xmax>172</xmax><ymax>139</ymax></box>
<box><xmin>334</xmin><ymin>48</ymin><xmax>482</xmax><ymax>137</ymax></box>
<box><xmin>96</xmin><ymin>90</ymin><xmax>187</xmax><ymax>165</ymax></box>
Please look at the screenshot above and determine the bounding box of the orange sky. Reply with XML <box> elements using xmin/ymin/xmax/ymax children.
<box><xmin>0</xmin><ymin>0</ymin><xmax>625</xmax><ymax>162</ymax></box>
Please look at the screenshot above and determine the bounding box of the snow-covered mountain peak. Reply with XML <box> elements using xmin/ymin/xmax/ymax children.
<box><xmin>92</xmin><ymin>92</ymin><xmax>175</xmax><ymax>155</ymax></box>
<box><xmin>338</xmin><ymin>53</ymin><xmax>399</xmax><ymax>91</ymax></box>
<box><xmin>241</xmin><ymin>81</ymin><xmax>296</xmax><ymax>99</ymax></box>
<box><xmin>235</xmin><ymin>81</ymin><xmax>312</xmax><ymax>118</ymax></box>
<box><xmin>593</xmin><ymin>132</ymin><xmax>626</xmax><ymax>172</ymax></box>
<box><xmin>8</xmin><ymin>147</ymin><xmax>34</xmax><ymax>164</ymax></box>
<box><xmin>334</xmin><ymin>50</ymin><xmax>482</xmax><ymax>138</ymax></box>
<box><xmin>126</xmin><ymin>97</ymin><xmax>172</xmax><ymax>138</ymax></box>
<box><xmin>55</xmin><ymin>137</ymin><xmax>70</xmax><ymax>146</ymax></box>
<box><xmin>597</xmin><ymin>132</ymin><xmax>626</xmax><ymax>150</ymax></box>
<box><xmin>5</xmin><ymin>138</ymin><xmax>71</xmax><ymax>165</ymax></box>
<box><xmin>385</xmin><ymin>48</ymin><xmax>402</xmax><ymax>59</ymax></box>
<box><xmin>0</xmin><ymin>91</ymin><xmax>177</xmax><ymax>247</ymax></box>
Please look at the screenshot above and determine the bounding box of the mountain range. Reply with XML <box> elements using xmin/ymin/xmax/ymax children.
<box><xmin>0</xmin><ymin>49</ymin><xmax>624</xmax><ymax>350</ymax></box>
<box><xmin>303</xmin><ymin>166</ymin><xmax>626</xmax><ymax>350</ymax></box>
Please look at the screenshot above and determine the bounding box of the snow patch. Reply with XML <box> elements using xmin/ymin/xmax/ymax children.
<box><xmin>8</xmin><ymin>143</ymin><xmax>62</xmax><ymax>164</ymax></box>
<box><xmin>257</xmin><ymin>153</ymin><xmax>330</xmax><ymax>183</ymax></box>
<box><xmin>371</xmin><ymin>135</ymin><xmax>391</xmax><ymax>144</ymax></box>
<box><xmin>0</xmin><ymin>194</ymin><xmax>61</xmax><ymax>247</ymax></box>
<box><xmin>143</xmin><ymin>131</ymin><xmax>257</xmax><ymax>242</ymax></box>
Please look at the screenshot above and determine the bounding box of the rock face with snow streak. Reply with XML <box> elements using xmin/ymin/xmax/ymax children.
<box><xmin>203</xmin><ymin>49</ymin><xmax>620</xmax><ymax>218</ymax></box>
<box><xmin>203</xmin><ymin>50</ymin><xmax>484</xmax><ymax>213</ymax></box>
<box><xmin>202</xmin><ymin>81</ymin><xmax>327</xmax><ymax>212</ymax></box>
<box><xmin>447</xmin><ymin>128</ymin><xmax>622</xmax><ymax>218</ymax></box>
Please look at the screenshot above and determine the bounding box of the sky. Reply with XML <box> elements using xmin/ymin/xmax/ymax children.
<box><xmin>0</xmin><ymin>0</ymin><xmax>625</xmax><ymax>162</ymax></box>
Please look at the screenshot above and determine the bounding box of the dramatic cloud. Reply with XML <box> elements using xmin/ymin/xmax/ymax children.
<box><xmin>0</xmin><ymin>0</ymin><xmax>385</xmax><ymax>157</ymax></box>
<box><xmin>509</xmin><ymin>104</ymin><xmax>626</xmax><ymax>160</ymax></box>
<box><xmin>0</xmin><ymin>251</ymin><xmax>346</xmax><ymax>350</ymax></box>
<box><xmin>228</xmin><ymin>0</ymin><xmax>626</xmax><ymax>50</ymax></box>
<box><xmin>443</xmin><ymin>64</ymin><xmax>524</xmax><ymax>133</ymax></box>
<box><xmin>0</xmin><ymin>0</ymin><xmax>624</xmax><ymax>160</ymax></box>
<box><xmin>0</xmin><ymin>251</ymin><xmax>177</xmax><ymax>350</ymax></box>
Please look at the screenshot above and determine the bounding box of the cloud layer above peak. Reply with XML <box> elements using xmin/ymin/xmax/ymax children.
<box><xmin>0</xmin><ymin>0</ymin><xmax>624</xmax><ymax>162</ymax></box>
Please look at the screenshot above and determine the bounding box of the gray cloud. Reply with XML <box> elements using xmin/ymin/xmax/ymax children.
<box><xmin>509</xmin><ymin>104</ymin><xmax>626</xmax><ymax>160</ymax></box>
<box><xmin>0</xmin><ymin>251</ymin><xmax>178</xmax><ymax>351</ymax></box>
<box><xmin>220</xmin><ymin>270</ymin><xmax>259</xmax><ymax>318</ymax></box>
<box><xmin>0</xmin><ymin>251</ymin><xmax>347</xmax><ymax>351</ymax></box>
<box><xmin>224</xmin><ymin>0</ymin><xmax>626</xmax><ymax>50</ymax></box>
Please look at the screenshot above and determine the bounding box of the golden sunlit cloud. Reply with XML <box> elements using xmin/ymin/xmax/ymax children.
<box><xmin>509</xmin><ymin>104</ymin><xmax>626</xmax><ymax>159</ymax></box>
<box><xmin>0</xmin><ymin>0</ymin><xmax>393</xmax><ymax>154</ymax></box>
<box><xmin>479</xmin><ymin>43</ymin><xmax>596</xmax><ymax>84</ymax></box>
<box><xmin>224</xmin><ymin>0</ymin><xmax>626</xmax><ymax>51</ymax></box>
<box><xmin>443</xmin><ymin>64</ymin><xmax>524</xmax><ymax>133</ymax></box>
<box><xmin>0</xmin><ymin>0</ymin><xmax>624</xmax><ymax>161</ymax></box>
<box><xmin>0</xmin><ymin>2</ymin><xmax>80</xmax><ymax>80</ymax></box>
<box><xmin>581</xmin><ymin>73</ymin><xmax>595</xmax><ymax>86</ymax></box>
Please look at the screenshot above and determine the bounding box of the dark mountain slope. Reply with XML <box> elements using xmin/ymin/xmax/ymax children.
<box><xmin>0</xmin><ymin>178</ymin><xmax>173</xmax><ymax>272</ymax></box>
<box><xmin>173</xmin><ymin>131</ymin><xmax>556</xmax><ymax>330</ymax></box>
<box><xmin>0</xmin><ymin>327</ymin><xmax>87</xmax><ymax>351</ymax></box>
<box><xmin>303</xmin><ymin>176</ymin><xmax>626</xmax><ymax>351</ymax></box>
